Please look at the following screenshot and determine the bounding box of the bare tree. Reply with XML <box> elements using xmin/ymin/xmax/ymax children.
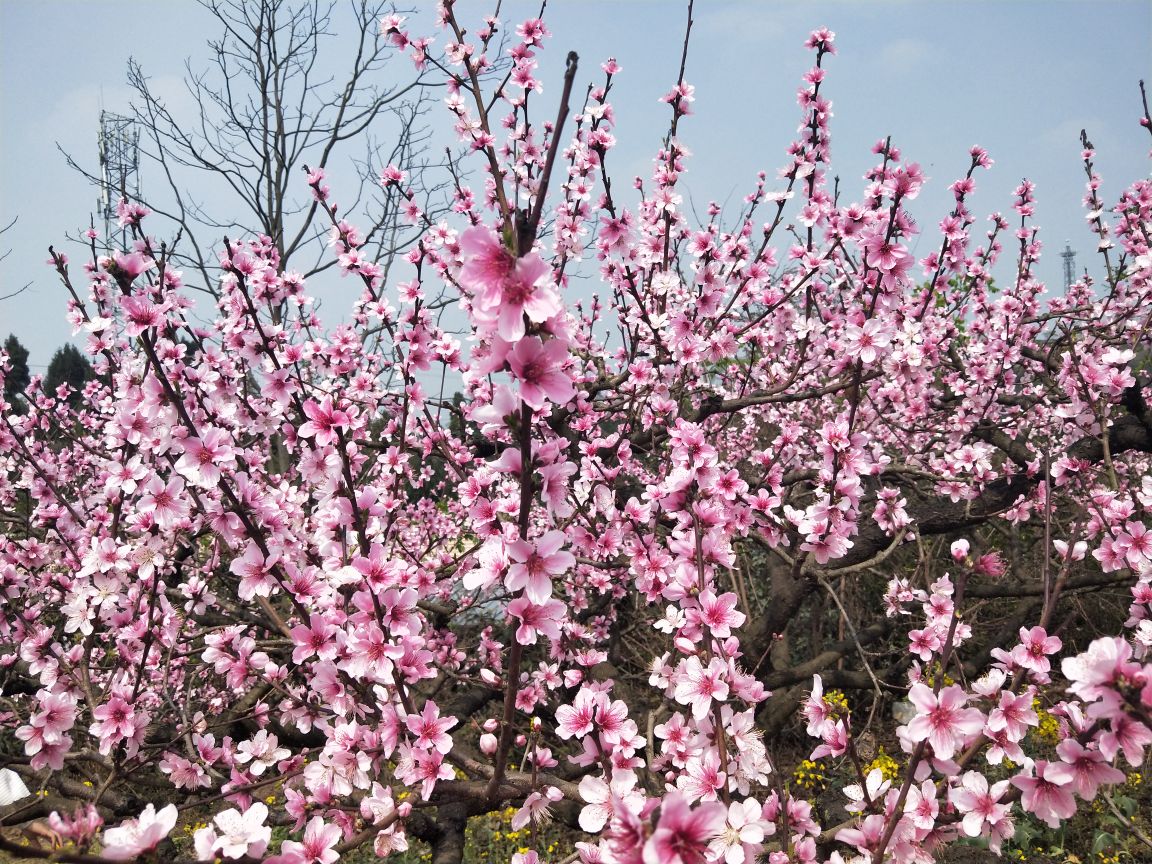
<box><xmin>0</xmin><ymin>217</ymin><xmax>31</xmax><ymax>302</ymax></box>
<box><xmin>66</xmin><ymin>0</ymin><xmax>449</xmax><ymax>296</ymax></box>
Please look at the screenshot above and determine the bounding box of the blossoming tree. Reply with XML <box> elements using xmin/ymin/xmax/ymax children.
<box><xmin>2</xmin><ymin>4</ymin><xmax>1151</xmax><ymax>864</ymax></box>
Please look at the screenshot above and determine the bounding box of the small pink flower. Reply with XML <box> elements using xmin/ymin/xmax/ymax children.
<box><xmin>950</xmin><ymin>771</ymin><xmax>1012</xmax><ymax>853</ymax></box>
<box><xmin>506</xmin><ymin>530</ymin><xmax>574</xmax><ymax>602</ymax></box>
<box><xmin>1011</xmin><ymin>761</ymin><xmax>1076</xmax><ymax>829</ymax></box>
<box><xmin>842</xmin><ymin>318</ymin><xmax>891</xmax><ymax>364</ymax></box>
<box><xmin>29</xmin><ymin>691</ymin><xmax>76</xmax><ymax>743</ymax></box>
<box><xmin>904</xmin><ymin>779</ymin><xmax>939</xmax><ymax>831</ymax></box>
<box><xmin>985</xmin><ymin>689</ymin><xmax>1038</xmax><ymax>742</ymax></box>
<box><xmin>505</xmin><ymin>336</ymin><xmax>575</xmax><ymax>409</ymax></box>
<box><xmin>511</xmin><ymin>786</ymin><xmax>563</xmax><ymax>831</ymax></box>
<box><xmin>801</xmin><ymin>675</ymin><xmax>832</xmax><ymax>737</ymax></box>
<box><xmin>194</xmin><ymin>802</ymin><xmax>271</xmax><ymax>860</ymax></box>
<box><xmin>644</xmin><ymin>791</ymin><xmax>726</xmax><ymax>864</ymax></box>
<box><xmin>268</xmin><ymin>815</ymin><xmax>341</xmax><ymax>864</ymax></box>
<box><xmin>298</xmin><ymin>396</ymin><xmax>351</xmax><ymax>447</ymax></box>
<box><xmin>904</xmin><ymin>683</ymin><xmax>984</xmax><ymax>760</ymax></box>
<box><xmin>673</xmin><ymin>656</ymin><xmax>730</xmax><ymax>720</ymax></box>
<box><xmin>101</xmin><ymin>803</ymin><xmax>177</xmax><ymax>860</ymax></box>
<box><xmin>405</xmin><ymin>702</ymin><xmax>457</xmax><ymax>755</ymax></box>
<box><xmin>507</xmin><ymin>596</ymin><xmax>566</xmax><ymax>645</ymax></box>
<box><xmin>109</xmin><ymin>250</ymin><xmax>154</xmax><ymax>280</ymax></box>
<box><xmin>1046</xmin><ymin>739</ymin><xmax>1125</xmax><ymax>799</ymax></box>
<box><xmin>692</xmin><ymin>590</ymin><xmax>745</xmax><ymax>639</ymax></box>
<box><xmin>459</xmin><ymin>228</ymin><xmax>562</xmax><ymax>340</ymax></box>
<box><xmin>1011</xmin><ymin>626</ymin><xmax>1062</xmax><ymax>676</ymax></box>
<box><xmin>556</xmin><ymin>687</ymin><xmax>601</xmax><ymax>740</ymax></box>
<box><xmin>235</xmin><ymin>730</ymin><xmax>290</xmax><ymax>776</ymax></box>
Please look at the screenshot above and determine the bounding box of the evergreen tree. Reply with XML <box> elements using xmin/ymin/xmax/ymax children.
<box><xmin>43</xmin><ymin>343</ymin><xmax>94</xmax><ymax>406</ymax></box>
<box><xmin>3</xmin><ymin>334</ymin><xmax>30</xmax><ymax>408</ymax></box>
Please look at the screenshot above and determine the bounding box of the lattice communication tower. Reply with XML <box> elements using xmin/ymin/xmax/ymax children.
<box><xmin>97</xmin><ymin>111</ymin><xmax>140</xmax><ymax>250</ymax></box>
<box><xmin>1061</xmin><ymin>241</ymin><xmax>1077</xmax><ymax>291</ymax></box>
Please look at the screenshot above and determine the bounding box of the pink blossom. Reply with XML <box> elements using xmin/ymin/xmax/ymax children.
<box><xmin>1046</xmin><ymin>739</ymin><xmax>1125</xmax><ymax>799</ymax></box>
<box><xmin>690</xmin><ymin>590</ymin><xmax>745</xmax><ymax>639</ymax></box>
<box><xmin>508</xmin><ymin>596</ymin><xmax>566</xmax><ymax>645</ymax></box>
<box><xmin>673</xmin><ymin>656</ymin><xmax>730</xmax><ymax>720</ymax></box>
<box><xmin>1098</xmin><ymin>712</ymin><xmax>1152</xmax><ymax>766</ymax></box>
<box><xmin>1011</xmin><ymin>626</ymin><xmax>1062</xmax><ymax>676</ymax></box>
<box><xmin>193</xmin><ymin>802</ymin><xmax>272</xmax><ymax>860</ymax></box>
<box><xmin>578</xmin><ymin>769</ymin><xmax>641</xmax><ymax>833</ymax></box>
<box><xmin>1063</xmin><ymin>636</ymin><xmax>1140</xmax><ymax>703</ymax></box>
<box><xmin>985</xmin><ymin>689</ymin><xmax>1038</xmax><ymax>741</ymax></box>
<box><xmin>459</xmin><ymin>228</ymin><xmax>562</xmax><ymax>340</ymax></box>
<box><xmin>176</xmin><ymin>427</ymin><xmax>235</xmax><ymax>488</ymax></box>
<box><xmin>506</xmin><ymin>336</ymin><xmax>575</xmax><ymax>409</ymax></box>
<box><xmin>708</xmin><ymin>798</ymin><xmax>768</xmax><ymax>864</ymax></box>
<box><xmin>100</xmin><ymin>803</ymin><xmax>178</xmax><ymax>860</ymax></box>
<box><xmin>458</xmin><ymin>227</ymin><xmax>516</xmax><ymax>294</ymax></box>
<box><xmin>235</xmin><ymin>730</ymin><xmax>290</xmax><ymax>776</ymax></box>
<box><xmin>842</xmin><ymin>318</ymin><xmax>891</xmax><ymax>364</ymax></box>
<box><xmin>405</xmin><ymin>702</ymin><xmax>457</xmax><ymax>754</ymax></box>
<box><xmin>905</xmin><ymin>683</ymin><xmax>984</xmax><ymax>760</ymax></box>
<box><xmin>27</xmin><ymin>691</ymin><xmax>76</xmax><ymax>744</ymax></box>
<box><xmin>267</xmin><ymin>815</ymin><xmax>341</xmax><ymax>864</ymax></box>
<box><xmin>556</xmin><ymin>687</ymin><xmax>601</xmax><ymax>740</ymax></box>
<box><xmin>137</xmin><ymin>474</ymin><xmax>189</xmax><ymax>528</ymax></box>
<box><xmin>511</xmin><ymin>785</ymin><xmax>563</xmax><ymax>831</ymax></box>
<box><xmin>1011</xmin><ymin>761</ymin><xmax>1077</xmax><ymax>828</ymax></box>
<box><xmin>950</xmin><ymin>771</ymin><xmax>1012</xmax><ymax>852</ymax></box>
<box><xmin>801</xmin><ymin>675</ymin><xmax>832</xmax><ymax>737</ymax></box>
<box><xmin>643</xmin><ymin>791</ymin><xmax>726</xmax><ymax>864</ymax></box>
<box><xmin>506</xmin><ymin>530</ymin><xmax>575</xmax><ymax>602</ymax></box>
<box><xmin>676</xmin><ymin>749</ymin><xmax>727</xmax><ymax>803</ymax></box>
<box><xmin>110</xmin><ymin>250</ymin><xmax>153</xmax><ymax>280</ymax></box>
<box><xmin>298</xmin><ymin>396</ymin><xmax>351</xmax><ymax>447</ymax></box>
<box><xmin>904</xmin><ymin>779</ymin><xmax>939</xmax><ymax>831</ymax></box>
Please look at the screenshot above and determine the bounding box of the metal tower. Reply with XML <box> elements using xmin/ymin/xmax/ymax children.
<box><xmin>1061</xmin><ymin>241</ymin><xmax>1076</xmax><ymax>290</ymax></box>
<box><xmin>97</xmin><ymin>111</ymin><xmax>140</xmax><ymax>250</ymax></box>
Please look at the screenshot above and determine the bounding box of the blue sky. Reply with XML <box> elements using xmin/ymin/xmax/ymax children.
<box><xmin>1</xmin><ymin>0</ymin><xmax>1150</xmax><ymax>371</ymax></box>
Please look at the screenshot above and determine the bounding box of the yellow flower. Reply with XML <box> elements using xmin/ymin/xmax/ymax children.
<box><xmin>791</xmin><ymin>759</ymin><xmax>827</xmax><ymax>792</ymax></box>
<box><xmin>864</xmin><ymin>747</ymin><xmax>901</xmax><ymax>783</ymax></box>
<box><xmin>1032</xmin><ymin>707</ymin><xmax>1061</xmax><ymax>744</ymax></box>
<box><xmin>822</xmin><ymin>689</ymin><xmax>850</xmax><ymax>712</ymax></box>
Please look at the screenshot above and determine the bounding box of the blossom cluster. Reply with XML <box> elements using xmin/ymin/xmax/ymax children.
<box><xmin>1</xmin><ymin>7</ymin><xmax>1150</xmax><ymax>864</ymax></box>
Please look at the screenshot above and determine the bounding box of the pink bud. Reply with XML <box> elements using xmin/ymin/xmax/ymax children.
<box><xmin>975</xmin><ymin>552</ymin><xmax>1005</xmax><ymax>577</ymax></box>
<box><xmin>479</xmin><ymin>733</ymin><xmax>498</xmax><ymax>754</ymax></box>
<box><xmin>950</xmin><ymin>539</ymin><xmax>970</xmax><ymax>561</ymax></box>
<box><xmin>482</xmin><ymin>718</ymin><xmax>499</xmax><ymax>733</ymax></box>
<box><xmin>398</xmin><ymin>802</ymin><xmax>412</xmax><ymax>818</ymax></box>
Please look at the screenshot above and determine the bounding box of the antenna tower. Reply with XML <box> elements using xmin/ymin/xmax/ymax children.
<box><xmin>97</xmin><ymin>111</ymin><xmax>140</xmax><ymax>250</ymax></box>
<box><xmin>1061</xmin><ymin>241</ymin><xmax>1077</xmax><ymax>291</ymax></box>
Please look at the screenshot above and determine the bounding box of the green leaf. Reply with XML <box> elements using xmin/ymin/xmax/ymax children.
<box><xmin>1092</xmin><ymin>831</ymin><xmax>1117</xmax><ymax>854</ymax></box>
